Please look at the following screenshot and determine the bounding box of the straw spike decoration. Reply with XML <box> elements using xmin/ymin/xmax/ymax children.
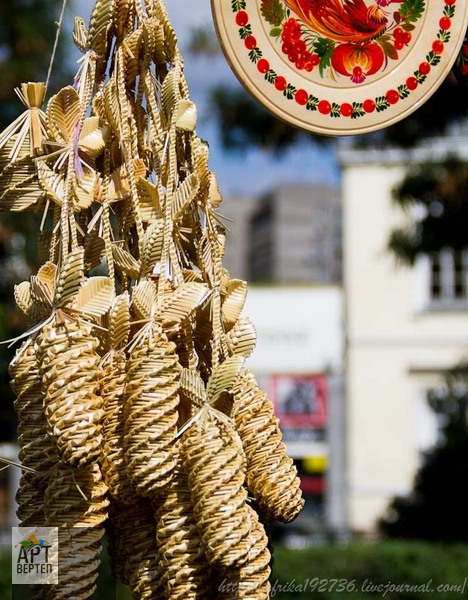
<box><xmin>232</xmin><ymin>370</ymin><xmax>305</xmax><ymax>523</ymax></box>
<box><xmin>0</xmin><ymin>0</ymin><xmax>305</xmax><ymax>597</ymax></box>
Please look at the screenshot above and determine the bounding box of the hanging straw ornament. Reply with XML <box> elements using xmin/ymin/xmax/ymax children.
<box><xmin>99</xmin><ymin>292</ymin><xmax>135</xmax><ymax>504</ymax></box>
<box><xmin>232</xmin><ymin>370</ymin><xmax>304</xmax><ymax>523</ymax></box>
<box><xmin>180</xmin><ymin>405</ymin><xmax>252</xmax><ymax>568</ymax></box>
<box><xmin>107</xmin><ymin>497</ymin><xmax>164</xmax><ymax>598</ymax></box>
<box><xmin>217</xmin><ymin>504</ymin><xmax>272</xmax><ymax>600</ymax></box>
<box><xmin>123</xmin><ymin>319</ymin><xmax>181</xmax><ymax>496</ymax></box>
<box><xmin>44</xmin><ymin>462</ymin><xmax>109</xmax><ymax>599</ymax></box>
<box><xmin>155</xmin><ymin>450</ymin><xmax>213</xmax><ymax>600</ymax></box>
<box><xmin>9</xmin><ymin>339</ymin><xmax>56</xmax><ymax>528</ymax></box>
<box><xmin>34</xmin><ymin>249</ymin><xmax>114</xmax><ymax>468</ymax></box>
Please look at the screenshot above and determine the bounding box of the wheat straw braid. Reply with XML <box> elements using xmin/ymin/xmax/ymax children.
<box><xmin>180</xmin><ymin>408</ymin><xmax>252</xmax><ymax>568</ymax></box>
<box><xmin>99</xmin><ymin>350</ymin><xmax>135</xmax><ymax>503</ymax></box>
<box><xmin>217</xmin><ymin>504</ymin><xmax>272</xmax><ymax>600</ymax></box>
<box><xmin>112</xmin><ymin>497</ymin><xmax>164</xmax><ymax>598</ymax></box>
<box><xmin>124</xmin><ymin>322</ymin><xmax>180</xmax><ymax>496</ymax></box>
<box><xmin>44</xmin><ymin>462</ymin><xmax>109</xmax><ymax>600</ymax></box>
<box><xmin>155</xmin><ymin>453</ymin><xmax>213</xmax><ymax>599</ymax></box>
<box><xmin>9</xmin><ymin>340</ymin><xmax>56</xmax><ymax>526</ymax></box>
<box><xmin>35</xmin><ymin>316</ymin><xmax>104</xmax><ymax>468</ymax></box>
<box><xmin>232</xmin><ymin>370</ymin><xmax>304</xmax><ymax>523</ymax></box>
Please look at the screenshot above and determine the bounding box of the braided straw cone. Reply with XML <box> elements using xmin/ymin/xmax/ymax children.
<box><xmin>9</xmin><ymin>340</ymin><xmax>56</xmax><ymax>526</ymax></box>
<box><xmin>232</xmin><ymin>370</ymin><xmax>304</xmax><ymax>523</ymax></box>
<box><xmin>44</xmin><ymin>462</ymin><xmax>109</xmax><ymax>600</ymax></box>
<box><xmin>100</xmin><ymin>350</ymin><xmax>135</xmax><ymax>504</ymax></box>
<box><xmin>124</xmin><ymin>322</ymin><xmax>180</xmax><ymax>496</ymax></box>
<box><xmin>156</xmin><ymin>454</ymin><xmax>213</xmax><ymax>599</ymax></box>
<box><xmin>35</xmin><ymin>316</ymin><xmax>104</xmax><ymax>468</ymax></box>
<box><xmin>111</xmin><ymin>498</ymin><xmax>163</xmax><ymax>598</ymax></box>
<box><xmin>180</xmin><ymin>407</ymin><xmax>252</xmax><ymax>568</ymax></box>
<box><xmin>217</xmin><ymin>505</ymin><xmax>271</xmax><ymax>600</ymax></box>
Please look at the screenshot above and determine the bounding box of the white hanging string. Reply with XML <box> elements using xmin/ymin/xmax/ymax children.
<box><xmin>45</xmin><ymin>0</ymin><xmax>69</xmax><ymax>95</ymax></box>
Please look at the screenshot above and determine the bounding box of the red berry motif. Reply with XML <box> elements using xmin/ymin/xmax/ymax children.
<box><xmin>235</xmin><ymin>11</ymin><xmax>249</xmax><ymax>27</ymax></box>
<box><xmin>386</xmin><ymin>89</ymin><xmax>399</xmax><ymax>105</ymax></box>
<box><xmin>280</xmin><ymin>18</ymin><xmax>318</xmax><ymax>72</ymax></box>
<box><xmin>295</xmin><ymin>89</ymin><xmax>309</xmax><ymax>105</ymax></box>
<box><xmin>419</xmin><ymin>62</ymin><xmax>431</xmax><ymax>75</ymax></box>
<box><xmin>432</xmin><ymin>40</ymin><xmax>444</xmax><ymax>54</ymax></box>
<box><xmin>274</xmin><ymin>76</ymin><xmax>287</xmax><ymax>91</ymax></box>
<box><xmin>406</xmin><ymin>76</ymin><xmax>418</xmax><ymax>91</ymax></box>
<box><xmin>318</xmin><ymin>100</ymin><xmax>331</xmax><ymax>115</ymax></box>
<box><xmin>257</xmin><ymin>59</ymin><xmax>269</xmax><ymax>74</ymax></box>
<box><xmin>340</xmin><ymin>102</ymin><xmax>353</xmax><ymax>117</ymax></box>
<box><xmin>244</xmin><ymin>36</ymin><xmax>257</xmax><ymax>50</ymax></box>
<box><xmin>363</xmin><ymin>99</ymin><xmax>376</xmax><ymax>113</ymax></box>
<box><xmin>439</xmin><ymin>17</ymin><xmax>451</xmax><ymax>30</ymax></box>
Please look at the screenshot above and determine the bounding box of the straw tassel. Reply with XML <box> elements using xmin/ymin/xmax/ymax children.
<box><xmin>35</xmin><ymin>316</ymin><xmax>104</xmax><ymax>468</ymax></box>
<box><xmin>99</xmin><ymin>350</ymin><xmax>135</xmax><ymax>503</ymax></box>
<box><xmin>217</xmin><ymin>505</ymin><xmax>272</xmax><ymax>600</ymax></box>
<box><xmin>180</xmin><ymin>408</ymin><xmax>252</xmax><ymax>568</ymax></box>
<box><xmin>232</xmin><ymin>370</ymin><xmax>304</xmax><ymax>523</ymax></box>
<box><xmin>156</xmin><ymin>454</ymin><xmax>213</xmax><ymax>599</ymax></box>
<box><xmin>9</xmin><ymin>340</ymin><xmax>56</xmax><ymax>526</ymax></box>
<box><xmin>44</xmin><ymin>463</ymin><xmax>109</xmax><ymax>600</ymax></box>
<box><xmin>124</xmin><ymin>322</ymin><xmax>180</xmax><ymax>496</ymax></box>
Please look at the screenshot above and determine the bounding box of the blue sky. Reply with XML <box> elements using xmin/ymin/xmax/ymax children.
<box><xmin>69</xmin><ymin>0</ymin><xmax>340</xmax><ymax>197</ymax></box>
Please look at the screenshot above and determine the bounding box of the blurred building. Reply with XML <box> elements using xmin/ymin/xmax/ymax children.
<box><xmin>222</xmin><ymin>184</ymin><xmax>341</xmax><ymax>283</ymax></box>
<box><xmin>339</xmin><ymin>136</ymin><xmax>468</xmax><ymax>534</ymax></box>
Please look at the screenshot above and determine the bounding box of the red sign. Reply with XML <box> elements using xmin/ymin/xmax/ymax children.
<box><xmin>268</xmin><ymin>374</ymin><xmax>328</xmax><ymax>429</ymax></box>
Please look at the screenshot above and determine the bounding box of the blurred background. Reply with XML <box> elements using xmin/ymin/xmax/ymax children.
<box><xmin>1</xmin><ymin>0</ymin><xmax>468</xmax><ymax>598</ymax></box>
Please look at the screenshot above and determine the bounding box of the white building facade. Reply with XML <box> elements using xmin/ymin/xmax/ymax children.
<box><xmin>340</xmin><ymin>138</ymin><xmax>468</xmax><ymax>533</ymax></box>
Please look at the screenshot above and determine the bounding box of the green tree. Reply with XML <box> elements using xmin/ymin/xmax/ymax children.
<box><xmin>379</xmin><ymin>363</ymin><xmax>468</xmax><ymax>542</ymax></box>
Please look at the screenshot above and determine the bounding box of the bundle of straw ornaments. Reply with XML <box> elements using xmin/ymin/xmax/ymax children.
<box><xmin>0</xmin><ymin>0</ymin><xmax>304</xmax><ymax>597</ymax></box>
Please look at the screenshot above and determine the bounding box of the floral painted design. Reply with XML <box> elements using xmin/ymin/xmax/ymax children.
<box><xmin>263</xmin><ymin>0</ymin><xmax>425</xmax><ymax>83</ymax></box>
<box><xmin>231</xmin><ymin>0</ymin><xmax>457</xmax><ymax>120</ymax></box>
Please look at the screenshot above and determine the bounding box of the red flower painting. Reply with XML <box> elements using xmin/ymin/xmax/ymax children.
<box><xmin>262</xmin><ymin>0</ymin><xmax>425</xmax><ymax>83</ymax></box>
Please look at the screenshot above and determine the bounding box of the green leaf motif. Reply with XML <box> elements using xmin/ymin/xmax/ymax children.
<box><xmin>313</xmin><ymin>37</ymin><xmax>335</xmax><ymax>78</ymax></box>
<box><xmin>270</xmin><ymin>26</ymin><xmax>282</xmax><ymax>37</ymax></box>
<box><xmin>378</xmin><ymin>34</ymin><xmax>399</xmax><ymax>60</ymax></box>
<box><xmin>248</xmin><ymin>48</ymin><xmax>262</xmax><ymax>62</ymax></box>
<box><xmin>232</xmin><ymin>0</ymin><xmax>246</xmax><ymax>11</ymax></box>
<box><xmin>398</xmin><ymin>0</ymin><xmax>425</xmax><ymax>24</ymax></box>
<box><xmin>265</xmin><ymin>69</ymin><xmax>276</xmax><ymax>84</ymax></box>
<box><xmin>398</xmin><ymin>84</ymin><xmax>409</xmax><ymax>99</ymax></box>
<box><xmin>330</xmin><ymin>103</ymin><xmax>341</xmax><ymax>118</ymax></box>
<box><xmin>284</xmin><ymin>83</ymin><xmax>296</xmax><ymax>99</ymax></box>
<box><xmin>375</xmin><ymin>96</ymin><xmax>390</xmax><ymax>112</ymax></box>
<box><xmin>351</xmin><ymin>103</ymin><xmax>365</xmax><ymax>119</ymax></box>
<box><xmin>260</xmin><ymin>0</ymin><xmax>285</xmax><ymax>26</ymax></box>
<box><xmin>306</xmin><ymin>95</ymin><xmax>319</xmax><ymax>111</ymax></box>
<box><xmin>239</xmin><ymin>24</ymin><xmax>252</xmax><ymax>39</ymax></box>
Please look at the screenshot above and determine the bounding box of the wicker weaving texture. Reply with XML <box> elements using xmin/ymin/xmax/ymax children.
<box><xmin>181</xmin><ymin>409</ymin><xmax>252</xmax><ymax>568</ymax></box>
<box><xmin>35</xmin><ymin>317</ymin><xmax>104</xmax><ymax>468</ymax></box>
<box><xmin>232</xmin><ymin>370</ymin><xmax>304</xmax><ymax>523</ymax></box>
<box><xmin>156</xmin><ymin>458</ymin><xmax>213</xmax><ymax>599</ymax></box>
<box><xmin>44</xmin><ymin>463</ymin><xmax>108</xmax><ymax>599</ymax></box>
<box><xmin>100</xmin><ymin>350</ymin><xmax>134</xmax><ymax>503</ymax></box>
<box><xmin>114</xmin><ymin>498</ymin><xmax>164</xmax><ymax>598</ymax></box>
<box><xmin>217</xmin><ymin>505</ymin><xmax>272</xmax><ymax>600</ymax></box>
<box><xmin>9</xmin><ymin>340</ymin><xmax>55</xmax><ymax>526</ymax></box>
<box><xmin>124</xmin><ymin>323</ymin><xmax>180</xmax><ymax>496</ymax></box>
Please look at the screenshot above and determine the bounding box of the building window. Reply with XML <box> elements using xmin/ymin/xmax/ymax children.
<box><xmin>429</xmin><ymin>248</ymin><xmax>468</xmax><ymax>306</ymax></box>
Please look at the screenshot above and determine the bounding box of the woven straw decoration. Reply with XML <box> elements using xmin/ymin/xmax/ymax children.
<box><xmin>123</xmin><ymin>321</ymin><xmax>180</xmax><ymax>496</ymax></box>
<box><xmin>9</xmin><ymin>340</ymin><xmax>56</xmax><ymax>527</ymax></box>
<box><xmin>217</xmin><ymin>505</ymin><xmax>272</xmax><ymax>600</ymax></box>
<box><xmin>155</xmin><ymin>452</ymin><xmax>213</xmax><ymax>599</ymax></box>
<box><xmin>180</xmin><ymin>407</ymin><xmax>252</xmax><ymax>568</ymax></box>
<box><xmin>44</xmin><ymin>463</ymin><xmax>109</xmax><ymax>599</ymax></box>
<box><xmin>232</xmin><ymin>370</ymin><xmax>304</xmax><ymax>523</ymax></box>
<box><xmin>35</xmin><ymin>316</ymin><xmax>104</xmax><ymax>468</ymax></box>
<box><xmin>99</xmin><ymin>293</ymin><xmax>135</xmax><ymax>504</ymax></box>
<box><xmin>109</xmin><ymin>497</ymin><xmax>164</xmax><ymax>598</ymax></box>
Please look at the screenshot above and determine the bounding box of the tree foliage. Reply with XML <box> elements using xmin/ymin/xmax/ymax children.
<box><xmin>388</xmin><ymin>160</ymin><xmax>468</xmax><ymax>264</ymax></box>
<box><xmin>379</xmin><ymin>364</ymin><xmax>468</xmax><ymax>542</ymax></box>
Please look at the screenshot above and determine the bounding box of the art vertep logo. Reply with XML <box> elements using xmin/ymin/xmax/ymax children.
<box><xmin>12</xmin><ymin>527</ymin><xmax>58</xmax><ymax>585</ymax></box>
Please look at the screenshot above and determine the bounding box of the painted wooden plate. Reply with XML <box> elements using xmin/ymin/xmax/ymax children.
<box><xmin>211</xmin><ymin>0</ymin><xmax>468</xmax><ymax>136</ymax></box>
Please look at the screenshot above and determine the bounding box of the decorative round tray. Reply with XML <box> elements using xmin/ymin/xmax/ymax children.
<box><xmin>211</xmin><ymin>0</ymin><xmax>468</xmax><ymax>136</ymax></box>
